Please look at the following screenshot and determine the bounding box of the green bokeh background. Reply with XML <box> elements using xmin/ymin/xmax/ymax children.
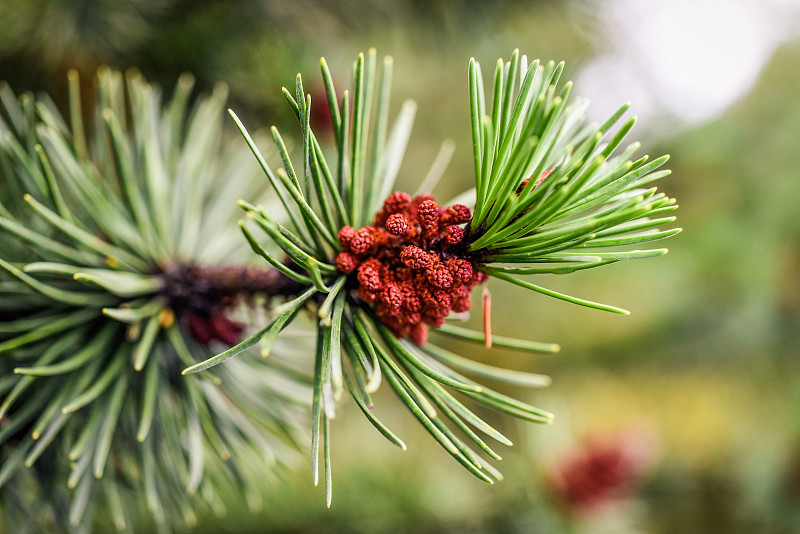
<box><xmin>1</xmin><ymin>0</ymin><xmax>799</xmax><ymax>532</ymax></box>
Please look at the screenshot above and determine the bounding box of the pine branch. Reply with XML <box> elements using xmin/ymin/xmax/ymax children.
<box><xmin>185</xmin><ymin>48</ymin><xmax>679</xmax><ymax>506</ymax></box>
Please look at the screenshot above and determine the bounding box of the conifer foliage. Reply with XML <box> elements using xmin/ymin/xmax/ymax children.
<box><xmin>187</xmin><ymin>49</ymin><xmax>679</xmax><ymax>506</ymax></box>
<box><xmin>0</xmin><ymin>48</ymin><xmax>679</xmax><ymax>530</ymax></box>
<box><xmin>0</xmin><ymin>70</ymin><xmax>307</xmax><ymax>532</ymax></box>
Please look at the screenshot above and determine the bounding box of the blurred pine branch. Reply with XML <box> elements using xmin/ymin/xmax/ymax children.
<box><xmin>0</xmin><ymin>68</ymin><xmax>309</xmax><ymax>532</ymax></box>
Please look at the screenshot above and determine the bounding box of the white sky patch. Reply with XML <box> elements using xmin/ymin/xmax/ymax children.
<box><xmin>574</xmin><ymin>0</ymin><xmax>800</xmax><ymax>134</ymax></box>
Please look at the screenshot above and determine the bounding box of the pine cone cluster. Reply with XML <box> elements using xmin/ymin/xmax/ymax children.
<box><xmin>335</xmin><ymin>192</ymin><xmax>487</xmax><ymax>345</ymax></box>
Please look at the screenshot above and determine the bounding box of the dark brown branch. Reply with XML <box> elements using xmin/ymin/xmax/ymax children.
<box><xmin>158</xmin><ymin>263</ymin><xmax>303</xmax><ymax>316</ymax></box>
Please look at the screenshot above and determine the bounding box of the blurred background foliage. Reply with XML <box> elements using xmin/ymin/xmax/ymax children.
<box><xmin>1</xmin><ymin>0</ymin><xmax>799</xmax><ymax>532</ymax></box>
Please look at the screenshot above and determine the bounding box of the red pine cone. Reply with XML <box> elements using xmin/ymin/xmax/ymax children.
<box><xmin>335</xmin><ymin>251</ymin><xmax>360</xmax><ymax>274</ymax></box>
<box><xmin>386</xmin><ymin>213</ymin><xmax>410</xmax><ymax>236</ymax></box>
